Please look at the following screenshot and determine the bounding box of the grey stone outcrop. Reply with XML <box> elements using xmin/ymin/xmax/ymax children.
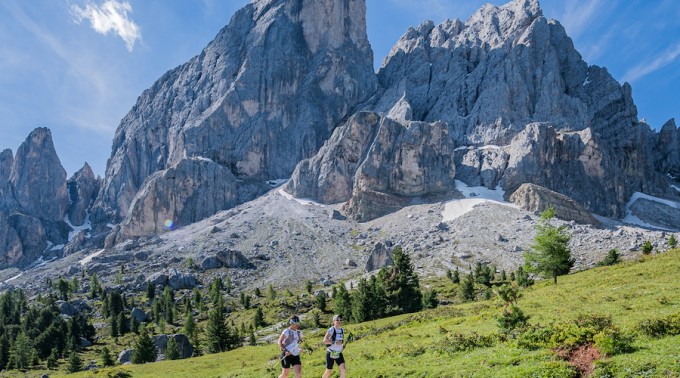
<box><xmin>67</xmin><ymin>163</ymin><xmax>101</xmax><ymax>226</ymax></box>
<box><xmin>508</xmin><ymin>183</ymin><xmax>601</xmax><ymax>225</ymax></box>
<box><xmin>365</xmin><ymin>242</ymin><xmax>394</xmax><ymax>272</ymax></box>
<box><xmin>117</xmin><ymin>349</ymin><xmax>134</xmax><ymax>364</ymax></box>
<box><xmin>153</xmin><ymin>334</ymin><xmax>193</xmax><ymax>359</ymax></box>
<box><xmin>216</xmin><ymin>249</ymin><xmax>253</xmax><ymax>269</ymax></box>
<box><xmin>91</xmin><ymin>0</ymin><xmax>378</xmax><ymax>240</ymax></box>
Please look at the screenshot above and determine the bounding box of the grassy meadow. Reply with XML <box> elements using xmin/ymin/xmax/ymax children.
<box><xmin>40</xmin><ymin>249</ymin><xmax>680</xmax><ymax>378</ymax></box>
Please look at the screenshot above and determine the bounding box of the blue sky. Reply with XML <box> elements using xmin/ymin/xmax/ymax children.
<box><xmin>1</xmin><ymin>0</ymin><xmax>678</xmax><ymax>177</ymax></box>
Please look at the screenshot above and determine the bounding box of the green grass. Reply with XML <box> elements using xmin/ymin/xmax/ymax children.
<box><xmin>34</xmin><ymin>250</ymin><xmax>680</xmax><ymax>377</ymax></box>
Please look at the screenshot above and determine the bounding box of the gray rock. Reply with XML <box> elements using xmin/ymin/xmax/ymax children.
<box><xmin>329</xmin><ymin>210</ymin><xmax>346</xmax><ymax>221</ymax></box>
<box><xmin>117</xmin><ymin>349</ymin><xmax>134</xmax><ymax>364</ymax></box>
<box><xmin>67</xmin><ymin>163</ymin><xmax>101</xmax><ymax>226</ymax></box>
<box><xmin>153</xmin><ymin>334</ymin><xmax>193</xmax><ymax>359</ymax></box>
<box><xmin>130</xmin><ymin>307</ymin><xmax>148</xmax><ymax>324</ymax></box>
<box><xmin>92</xmin><ymin>0</ymin><xmax>378</xmax><ymax>240</ymax></box>
<box><xmin>216</xmin><ymin>249</ymin><xmax>253</xmax><ymax>269</ymax></box>
<box><xmin>148</xmin><ymin>272</ymin><xmax>169</xmax><ymax>286</ymax></box>
<box><xmin>509</xmin><ymin>183</ymin><xmax>601</xmax><ymax>226</ymax></box>
<box><xmin>79</xmin><ymin>337</ymin><xmax>92</xmax><ymax>348</ymax></box>
<box><xmin>57</xmin><ymin>300</ymin><xmax>77</xmax><ymax>316</ymax></box>
<box><xmin>167</xmin><ymin>269</ymin><xmax>200</xmax><ymax>290</ymax></box>
<box><xmin>63</xmin><ymin>231</ymin><xmax>87</xmax><ymax>256</ymax></box>
<box><xmin>345</xmin><ymin>259</ymin><xmax>357</xmax><ymax>267</ymax></box>
<box><xmin>288</xmin><ymin>112</ymin><xmax>456</xmax><ymax>222</ymax></box>
<box><xmin>200</xmin><ymin>256</ymin><xmax>223</xmax><ymax>270</ymax></box>
<box><xmin>365</xmin><ymin>242</ymin><xmax>394</xmax><ymax>272</ymax></box>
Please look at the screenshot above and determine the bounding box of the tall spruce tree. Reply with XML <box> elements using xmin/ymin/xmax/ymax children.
<box><xmin>333</xmin><ymin>284</ymin><xmax>352</xmax><ymax>321</ymax></box>
<box><xmin>165</xmin><ymin>337</ymin><xmax>180</xmax><ymax>360</ymax></box>
<box><xmin>383</xmin><ymin>246</ymin><xmax>422</xmax><ymax>313</ymax></box>
<box><xmin>524</xmin><ymin>208</ymin><xmax>574</xmax><ymax>284</ymax></box>
<box><xmin>131</xmin><ymin>326</ymin><xmax>157</xmax><ymax>364</ymax></box>
<box><xmin>206</xmin><ymin>297</ymin><xmax>229</xmax><ymax>353</ymax></box>
<box><xmin>461</xmin><ymin>273</ymin><xmax>476</xmax><ymax>302</ymax></box>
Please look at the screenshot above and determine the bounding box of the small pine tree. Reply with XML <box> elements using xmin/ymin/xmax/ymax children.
<box><xmin>669</xmin><ymin>234</ymin><xmax>678</xmax><ymax>248</ymax></box>
<box><xmin>315</xmin><ymin>292</ymin><xmax>327</xmax><ymax>312</ymax></box>
<box><xmin>516</xmin><ymin>266</ymin><xmax>533</xmax><ymax>287</ymax></box>
<box><xmin>165</xmin><ymin>337</ymin><xmax>180</xmax><ymax>360</ymax></box>
<box><xmin>254</xmin><ymin>287</ymin><xmax>261</xmax><ymax>297</ymax></box>
<box><xmin>67</xmin><ymin>350</ymin><xmax>82</xmax><ymax>373</ymax></box>
<box><xmin>206</xmin><ymin>297</ymin><xmax>229</xmax><ymax>353</ymax></box>
<box><xmin>46</xmin><ymin>348</ymin><xmax>59</xmax><ymax>369</ymax></box>
<box><xmin>110</xmin><ymin>315</ymin><xmax>119</xmax><ymax>338</ymax></box>
<box><xmin>305</xmin><ymin>280</ymin><xmax>313</xmax><ymax>294</ymax></box>
<box><xmin>131</xmin><ymin>315</ymin><xmax>140</xmax><ymax>334</ymax></box>
<box><xmin>524</xmin><ymin>208</ymin><xmax>574</xmax><ymax>284</ymax></box>
<box><xmin>56</xmin><ymin>276</ymin><xmax>70</xmax><ymax>301</ymax></box>
<box><xmin>598</xmin><ymin>249</ymin><xmax>621</xmax><ymax>266</ymax></box>
<box><xmin>117</xmin><ymin>312</ymin><xmax>128</xmax><ymax>336</ymax></box>
<box><xmin>131</xmin><ymin>326</ymin><xmax>157</xmax><ymax>364</ymax></box>
<box><xmin>147</xmin><ymin>282</ymin><xmax>155</xmax><ymax>301</ymax></box>
<box><xmin>422</xmin><ymin>289</ymin><xmax>439</xmax><ymax>309</ymax></box>
<box><xmin>641</xmin><ymin>240</ymin><xmax>653</xmax><ymax>255</ymax></box>
<box><xmin>267</xmin><ymin>284</ymin><xmax>277</xmax><ymax>301</ymax></box>
<box><xmin>249</xmin><ymin>331</ymin><xmax>256</xmax><ymax>346</ymax></box>
<box><xmin>253</xmin><ymin>307</ymin><xmax>265</xmax><ymax>328</ymax></box>
<box><xmin>500</xmin><ymin>270</ymin><xmax>507</xmax><ymax>281</ymax></box>
<box><xmin>333</xmin><ymin>284</ymin><xmax>352</xmax><ymax>321</ymax></box>
<box><xmin>461</xmin><ymin>273</ymin><xmax>475</xmax><ymax>302</ymax></box>
<box><xmin>101</xmin><ymin>346</ymin><xmax>114</xmax><ymax>367</ymax></box>
<box><xmin>452</xmin><ymin>268</ymin><xmax>460</xmax><ymax>284</ymax></box>
<box><xmin>183</xmin><ymin>312</ymin><xmax>196</xmax><ymax>342</ymax></box>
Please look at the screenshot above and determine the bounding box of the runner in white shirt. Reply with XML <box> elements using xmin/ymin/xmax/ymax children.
<box><xmin>278</xmin><ymin>315</ymin><xmax>303</xmax><ymax>378</ymax></box>
<box><xmin>322</xmin><ymin>314</ymin><xmax>346</xmax><ymax>378</ymax></box>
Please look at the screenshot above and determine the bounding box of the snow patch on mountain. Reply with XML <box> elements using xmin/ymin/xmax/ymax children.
<box><xmin>623</xmin><ymin>192</ymin><xmax>680</xmax><ymax>230</ymax></box>
<box><xmin>442</xmin><ymin>180</ymin><xmax>517</xmax><ymax>222</ymax></box>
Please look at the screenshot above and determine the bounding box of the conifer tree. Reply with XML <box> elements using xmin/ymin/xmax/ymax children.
<box><xmin>117</xmin><ymin>311</ymin><xmax>128</xmax><ymax>336</ymax></box>
<box><xmin>524</xmin><ymin>208</ymin><xmax>574</xmax><ymax>284</ymax></box>
<box><xmin>253</xmin><ymin>307</ymin><xmax>265</xmax><ymax>328</ymax></box>
<box><xmin>305</xmin><ymin>280</ymin><xmax>313</xmax><ymax>294</ymax></box>
<box><xmin>315</xmin><ymin>292</ymin><xmax>327</xmax><ymax>312</ymax></box>
<box><xmin>267</xmin><ymin>284</ymin><xmax>277</xmax><ymax>301</ymax></box>
<box><xmin>67</xmin><ymin>349</ymin><xmax>82</xmax><ymax>373</ymax></box>
<box><xmin>383</xmin><ymin>246</ymin><xmax>422</xmax><ymax>313</ymax></box>
<box><xmin>249</xmin><ymin>331</ymin><xmax>256</xmax><ymax>346</ymax></box>
<box><xmin>147</xmin><ymin>282</ymin><xmax>155</xmax><ymax>301</ymax></box>
<box><xmin>110</xmin><ymin>315</ymin><xmax>119</xmax><ymax>338</ymax></box>
<box><xmin>669</xmin><ymin>234</ymin><xmax>678</xmax><ymax>248</ymax></box>
<box><xmin>641</xmin><ymin>240</ymin><xmax>653</xmax><ymax>255</ymax></box>
<box><xmin>9</xmin><ymin>331</ymin><xmax>31</xmax><ymax>370</ymax></box>
<box><xmin>165</xmin><ymin>337</ymin><xmax>180</xmax><ymax>360</ymax></box>
<box><xmin>254</xmin><ymin>287</ymin><xmax>261</xmax><ymax>297</ymax></box>
<box><xmin>183</xmin><ymin>312</ymin><xmax>197</xmax><ymax>344</ymax></box>
<box><xmin>461</xmin><ymin>273</ymin><xmax>476</xmax><ymax>302</ymax></box>
<box><xmin>101</xmin><ymin>346</ymin><xmax>114</xmax><ymax>367</ymax></box>
<box><xmin>206</xmin><ymin>297</ymin><xmax>229</xmax><ymax>353</ymax></box>
<box><xmin>90</xmin><ymin>273</ymin><xmax>101</xmax><ymax>299</ymax></box>
<box><xmin>131</xmin><ymin>326</ymin><xmax>157</xmax><ymax>364</ymax></box>
<box><xmin>333</xmin><ymin>284</ymin><xmax>352</xmax><ymax>321</ymax></box>
<box><xmin>56</xmin><ymin>276</ymin><xmax>70</xmax><ymax>301</ymax></box>
<box><xmin>452</xmin><ymin>268</ymin><xmax>460</xmax><ymax>284</ymax></box>
<box><xmin>46</xmin><ymin>348</ymin><xmax>59</xmax><ymax>369</ymax></box>
<box><xmin>422</xmin><ymin>289</ymin><xmax>439</xmax><ymax>309</ymax></box>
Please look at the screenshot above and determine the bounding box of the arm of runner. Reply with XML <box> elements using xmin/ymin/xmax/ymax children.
<box><xmin>277</xmin><ymin>331</ymin><xmax>288</xmax><ymax>355</ymax></box>
<box><xmin>322</xmin><ymin>330</ymin><xmax>332</xmax><ymax>346</ymax></box>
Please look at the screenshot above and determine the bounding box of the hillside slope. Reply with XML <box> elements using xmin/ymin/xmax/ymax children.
<box><xmin>56</xmin><ymin>249</ymin><xmax>680</xmax><ymax>378</ymax></box>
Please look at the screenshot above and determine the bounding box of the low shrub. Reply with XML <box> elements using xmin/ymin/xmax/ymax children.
<box><xmin>638</xmin><ymin>312</ymin><xmax>680</xmax><ymax>338</ymax></box>
<box><xmin>593</xmin><ymin>326</ymin><xmax>635</xmax><ymax>356</ymax></box>
<box><xmin>437</xmin><ymin>331</ymin><xmax>496</xmax><ymax>353</ymax></box>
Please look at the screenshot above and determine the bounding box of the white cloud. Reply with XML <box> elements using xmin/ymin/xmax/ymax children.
<box><xmin>71</xmin><ymin>0</ymin><xmax>141</xmax><ymax>52</ymax></box>
<box><xmin>622</xmin><ymin>42</ymin><xmax>680</xmax><ymax>83</ymax></box>
<box><xmin>558</xmin><ymin>0</ymin><xmax>605</xmax><ymax>39</ymax></box>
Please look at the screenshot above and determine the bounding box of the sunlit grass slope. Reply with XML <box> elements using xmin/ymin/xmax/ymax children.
<box><xmin>55</xmin><ymin>250</ymin><xmax>680</xmax><ymax>378</ymax></box>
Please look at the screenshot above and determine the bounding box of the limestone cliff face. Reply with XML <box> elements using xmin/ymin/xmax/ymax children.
<box><xmin>287</xmin><ymin>111</ymin><xmax>456</xmax><ymax>221</ymax></box>
<box><xmin>508</xmin><ymin>183</ymin><xmax>600</xmax><ymax>225</ymax></box>
<box><xmin>287</xmin><ymin>0</ymin><xmax>675</xmax><ymax>221</ymax></box>
<box><xmin>10</xmin><ymin>128</ymin><xmax>68</xmax><ymax>222</ymax></box>
<box><xmin>67</xmin><ymin>163</ymin><xmax>101</xmax><ymax>226</ymax></box>
<box><xmin>92</xmin><ymin>0</ymin><xmax>378</xmax><ymax>234</ymax></box>
<box><xmin>0</xmin><ymin>128</ymin><xmax>71</xmax><ymax>268</ymax></box>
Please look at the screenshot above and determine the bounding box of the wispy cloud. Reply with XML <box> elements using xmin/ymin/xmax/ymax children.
<box><xmin>71</xmin><ymin>0</ymin><xmax>141</xmax><ymax>52</ymax></box>
<box><xmin>558</xmin><ymin>0</ymin><xmax>605</xmax><ymax>40</ymax></box>
<box><xmin>622</xmin><ymin>42</ymin><xmax>680</xmax><ymax>83</ymax></box>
